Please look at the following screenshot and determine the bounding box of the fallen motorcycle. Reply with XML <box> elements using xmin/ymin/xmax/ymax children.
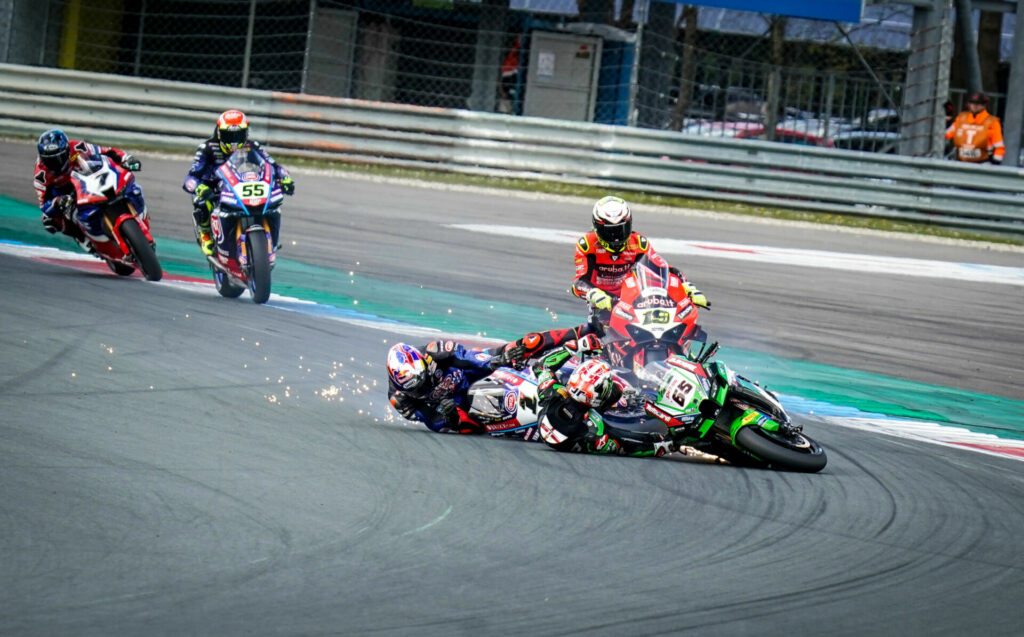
<box><xmin>613</xmin><ymin>340</ymin><xmax>828</xmax><ymax>472</ymax></box>
<box><xmin>462</xmin><ymin>363</ymin><xmax>542</xmax><ymax>441</ymax></box>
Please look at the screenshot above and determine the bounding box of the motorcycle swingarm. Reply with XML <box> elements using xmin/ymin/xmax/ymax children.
<box><xmin>206</xmin><ymin>256</ymin><xmax>249</xmax><ymax>289</ymax></box>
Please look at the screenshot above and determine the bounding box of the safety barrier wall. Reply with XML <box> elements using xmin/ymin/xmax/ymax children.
<box><xmin>2</xmin><ymin>63</ymin><xmax>1022</xmax><ymax>236</ymax></box>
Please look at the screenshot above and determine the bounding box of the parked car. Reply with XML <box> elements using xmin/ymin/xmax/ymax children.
<box><xmin>681</xmin><ymin>120</ymin><xmax>833</xmax><ymax>146</ymax></box>
<box><xmin>831</xmin><ymin>130</ymin><xmax>900</xmax><ymax>153</ymax></box>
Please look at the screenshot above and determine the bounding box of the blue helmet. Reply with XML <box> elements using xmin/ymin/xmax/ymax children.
<box><xmin>38</xmin><ymin>129</ymin><xmax>71</xmax><ymax>174</ymax></box>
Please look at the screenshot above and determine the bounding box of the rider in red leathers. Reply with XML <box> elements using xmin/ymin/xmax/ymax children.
<box><xmin>495</xmin><ymin>196</ymin><xmax>709</xmax><ymax>367</ymax></box>
<box><xmin>34</xmin><ymin>129</ymin><xmax>142</xmax><ymax>251</ymax></box>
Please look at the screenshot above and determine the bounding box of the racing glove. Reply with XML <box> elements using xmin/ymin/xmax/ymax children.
<box><xmin>121</xmin><ymin>154</ymin><xmax>141</xmax><ymax>171</ymax></box>
<box><xmin>192</xmin><ymin>183</ymin><xmax>214</xmax><ymax>207</ymax></box>
<box><xmin>682</xmin><ymin>282</ymin><xmax>710</xmax><ymax>309</ymax></box>
<box><xmin>390</xmin><ymin>392</ymin><xmax>417</xmax><ymax>419</ymax></box>
<box><xmin>439</xmin><ymin>398</ymin><xmax>460</xmax><ymax>428</ymax></box>
<box><xmin>990</xmin><ymin>155</ymin><xmax>1003</xmax><ymax>165</ymax></box>
<box><xmin>565</xmin><ymin>333</ymin><xmax>603</xmax><ymax>357</ymax></box>
<box><xmin>41</xmin><ymin>214</ymin><xmax>60</xmax><ymax>234</ymax></box>
<box><xmin>280</xmin><ymin>176</ymin><xmax>295</xmax><ymax>195</ymax></box>
<box><xmin>585</xmin><ymin>287</ymin><xmax>614</xmax><ymax>311</ymax></box>
<box><xmin>425</xmin><ymin>340</ymin><xmax>456</xmax><ymax>362</ymax></box>
<box><xmin>55</xmin><ymin>194</ymin><xmax>76</xmax><ymax>217</ymax></box>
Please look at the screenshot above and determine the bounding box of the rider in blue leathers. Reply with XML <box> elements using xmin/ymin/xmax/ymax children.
<box><xmin>386</xmin><ymin>340</ymin><xmax>501</xmax><ymax>433</ymax></box>
<box><xmin>182</xmin><ymin>109</ymin><xmax>294</xmax><ymax>256</ymax></box>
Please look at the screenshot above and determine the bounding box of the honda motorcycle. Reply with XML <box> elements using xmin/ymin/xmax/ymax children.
<box><xmin>206</xmin><ymin>148</ymin><xmax>283</xmax><ymax>304</ymax></box>
<box><xmin>68</xmin><ymin>154</ymin><xmax>162</xmax><ymax>281</ymax></box>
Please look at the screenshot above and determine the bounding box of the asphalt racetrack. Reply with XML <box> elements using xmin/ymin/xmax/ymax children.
<box><xmin>2</xmin><ymin>140</ymin><xmax>1023</xmax><ymax>636</ymax></box>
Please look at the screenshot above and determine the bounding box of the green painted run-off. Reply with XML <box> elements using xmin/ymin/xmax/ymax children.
<box><xmin>3</xmin><ymin>194</ymin><xmax>1022</xmax><ymax>441</ymax></box>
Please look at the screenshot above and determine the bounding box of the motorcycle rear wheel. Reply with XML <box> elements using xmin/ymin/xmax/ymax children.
<box><xmin>120</xmin><ymin>218</ymin><xmax>163</xmax><ymax>281</ymax></box>
<box><xmin>734</xmin><ymin>426</ymin><xmax>827</xmax><ymax>473</ymax></box>
<box><xmin>213</xmin><ymin>268</ymin><xmax>244</xmax><ymax>298</ymax></box>
<box><xmin>245</xmin><ymin>230</ymin><xmax>271</xmax><ymax>304</ymax></box>
<box><xmin>106</xmin><ymin>260</ymin><xmax>135</xmax><ymax>276</ymax></box>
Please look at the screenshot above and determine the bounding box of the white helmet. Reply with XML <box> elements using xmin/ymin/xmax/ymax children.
<box><xmin>386</xmin><ymin>343</ymin><xmax>430</xmax><ymax>396</ymax></box>
<box><xmin>592</xmin><ymin>196</ymin><xmax>632</xmax><ymax>253</ymax></box>
<box><xmin>566</xmin><ymin>358</ymin><xmax>619</xmax><ymax>409</ymax></box>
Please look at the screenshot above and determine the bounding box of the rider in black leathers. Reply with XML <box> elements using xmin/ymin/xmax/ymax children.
<box><xmin>535</xmin><ymin>335</ymin><xmax>678</xmax><ymax>457</ymax></box>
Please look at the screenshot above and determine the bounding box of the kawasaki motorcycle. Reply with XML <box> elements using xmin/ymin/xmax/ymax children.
<box><xmin>607</xmin><ymin>341</ymin><xmax>828</xmax><ymax>472</ymax></box>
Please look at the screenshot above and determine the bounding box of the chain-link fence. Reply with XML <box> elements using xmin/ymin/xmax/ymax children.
<box><xmin>2</xmin><ymin>0</ymin><xmax>1014</xmax><ymax>158</ymax></box>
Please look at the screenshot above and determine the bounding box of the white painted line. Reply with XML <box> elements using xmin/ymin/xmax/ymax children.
<box><xmin>7</xmin><ymin>239</ymin><xmax>1021</xmax><ymax>462</ymax></box>
<box><xmin>0</xmin><ymin>240</ymin><xmax>502</xmax><ymax>344</ymax></box>
<box><xmin>450</xmin><ymin>224</ymin><xmax>1024</xmax><ymax>287</ymax></box>
<box><xmin>821</xmin><ymin>415</ymin><xmax>1024</xmax><ymax>462</ymax></box>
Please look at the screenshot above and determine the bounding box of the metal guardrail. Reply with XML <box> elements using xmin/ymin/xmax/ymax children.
<box><xmin>2</xmin><ymin>63</ymin><xmax>1022</xmax><ymax>235</ymax></box>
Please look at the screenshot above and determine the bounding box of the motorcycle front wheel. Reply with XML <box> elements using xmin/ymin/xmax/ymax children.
<box><xmin>245</xmin><ymin>229</ymin><xmax>271</xmax><ymax>304</ymax></box>
<box><xmin>733</xmin><ymin>426</ymin><xmax>827</xmax><ymax>473</ymax></box>
<box><xmin>120</xmin><ymin>218</ymin><xmax>163</xmax><ymax>281</ymax></box>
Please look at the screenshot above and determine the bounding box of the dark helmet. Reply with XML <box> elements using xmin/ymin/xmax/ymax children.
<box><xmin>216</xmin><ymin>109</ymin><xmax>249</xmax><ymax>154</ymax></box>
<box><xmin>592</xmin><ymin>195</ymin><xmax>632</xmax><ymax>253</ymax></box>
<box><xmin>37</xmin><ymin>129</ymin><xmax>70</xmax><ymax>174</ymax></box>
<box><xmin>966</xmin><ymin>92</ymin><xmax>989</xmax><ymax>106</ymax></box>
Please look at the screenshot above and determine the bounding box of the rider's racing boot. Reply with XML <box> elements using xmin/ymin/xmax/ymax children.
<box><xmin>75</xmin><ymin>237</ymin><xmax>97</xmax><ymax>256</ymax></box>
<box><xmin>64</xmin><ymin>223</ymin><xmax>96</xmax><ymax>255</ymax></box>
<box><xmin>489</xmin><ymin>331</ymin><xmax>561</xmax><ymax>372</ymax></box>
<box><xmin>196</xmin><ymin>222</ymin><xmax>215</xmax><ymax>257</ymax></box>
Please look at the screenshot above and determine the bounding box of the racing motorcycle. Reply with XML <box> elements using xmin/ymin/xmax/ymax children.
<box><xmin>462</xmin><ymin>363</ymin><xmax>542</xmax><ymax>441</ymax></box>
<box><xmin>67</xmin><ymin>154</ymin><xmax>162</xmax><ymax>281</ymax></box>
<box><xmin>461</xmin><ymin>342</ymin><xmax>826</xmax><ymax>470</ymax></box>
<box><xmin>607</xmin><ymin>341</ymin><xmax>828</xmax><ymax>472</ymax></box>
<box><xmin>599</xmin><ymin>252</ymin><xmax>705</xmax><ymax>377</ymax></box>
<box><xmin>205</xmin><ymin>148</ymin><xmax>283</xmax><ymax>304</ymax></box>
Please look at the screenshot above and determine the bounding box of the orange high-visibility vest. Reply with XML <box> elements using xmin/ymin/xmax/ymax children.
<box><xmin>946</xmin><ymin>110</ymin><xmax>1005</xmax><ymax>163</ymax></box>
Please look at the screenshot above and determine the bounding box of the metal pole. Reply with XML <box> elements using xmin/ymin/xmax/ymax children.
<box><xmin>300</xmin><ymin>0</ymin><xmax>316</xmax><ymax>94</ymax></box>
<box><xmin>900</xmin><ymin>0</ymin><xmax>949</xmax><ymax>156</ymax></box>
<box><xmin>1003</xmin><ymin>0</ymin><xmax>1024</xmax><ymax>165</ymax></box>
<box><xmin>133</xmin><ymin>0</ymin><xmax>146</xmax><ymax>76</ymax></box>
<box><xmin>836</xmin><ymin>21</ymin><xmax>901</xmax><ymax>112</ymax></box>
<box><xmin>39</xmin><ymin>0</ymin><xmax>50</xmax><ymax>65</ymax></box>
<box><xmin>1</xmin><ymin>0</ymin><xmax>13</xmax><ymax>63</ymax></box>
<box><xmin>823</xmin><ymin>73</ymin><xmax>835</xmax><ymax>139</ymax></box>
<box><xmin>241</xmin><ymin>0</ymin><xmax>256</xmax><ymax>88</ymax></box>
<box><xmin>467</xmin><ymin>0</ymin><xmax>507</xmax><ymax>113</ymax></box>
<box><xmin>954</xmin><ymin>0</ymin><xmax>983</xmax><ymax>92</ymax></box>
<box><xmin>932</xmin><ymin>0</ymin><xmax>954</xmax><ymax>157</ymax></box>
<box><xmin>627</xmin><ymin>4</ymin><xmax>645</xmax><ymax>127</ymax></box>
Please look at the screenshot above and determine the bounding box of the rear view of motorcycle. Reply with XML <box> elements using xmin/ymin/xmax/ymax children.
<box><xmin>206</xmin><ymin>148</ymin><xmax>283</xmax><ymax>304</ymax></box>
<box><xmin>463</xmin><ymin>364</ymin><xmax>542</xmax><ymax>440</ymax></box>
<box><xmin>67</xmin><ymin>154</ymin><xmax>162</xmax><ymax>281</ymax></box>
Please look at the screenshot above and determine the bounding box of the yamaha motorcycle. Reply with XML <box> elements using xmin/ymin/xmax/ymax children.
<box><xmin>206</xmin><ymin>148</ymin><xmax>283</xmax><ymax>304</ymax></box>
